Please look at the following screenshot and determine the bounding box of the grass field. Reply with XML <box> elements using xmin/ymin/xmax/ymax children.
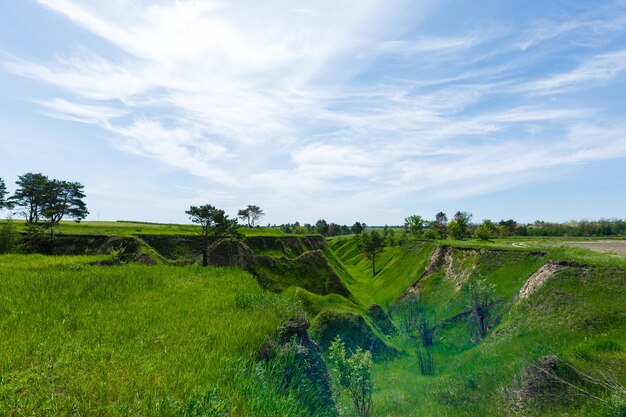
<box><xmin>0</xmin><ymin>255</ymin><xmax>316</xmax><ymax>416</ymax></box>
<box><xmin>1</xmin><ymin>228</ymin><xmax>625</xmax><ymax>416</ymax></box>
<box><xmin>5</xmin><ymin>220</ymin><xmax>299</xmax><ymax>237</ymax></box>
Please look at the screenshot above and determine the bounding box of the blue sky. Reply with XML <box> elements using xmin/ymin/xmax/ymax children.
<box><xmin>1</xmin><ymin>0</ymin><xmax>625</xmax><ymax>225</ymax></box>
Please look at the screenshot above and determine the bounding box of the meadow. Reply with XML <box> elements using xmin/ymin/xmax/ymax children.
<box><xmin>1</xmin><ymin>225</ymin><xmax>625</xmax><ymax>416</ymax></box>
<box><xmin>0</xmin><ymin>255</ymin><xmax>316</xmax><ymax>416</ymax></box>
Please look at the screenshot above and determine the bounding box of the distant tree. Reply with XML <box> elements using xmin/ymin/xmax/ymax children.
<box><xmin>404</xmin><ymin>215</ymin><xmax>424</xmax><ymax>237</ymax></box>
<box><xmin>0</xmin><ymin>178</ymin><xmax>7</xmax><ymax>209</ymax></box>
<box><xmin>9</xmin><ymin>173</ymin><xmax>49</xmax><ymax>223</ymax></box>
<box><xmin>361</xmin><ymin>230</ymin><xmax>385</xmax><ymax>277</ymax></box>
<box><xmin>474</xmin><ymin>220</ymin><xmax>501</xmax><ymax>241</ymax></box>
<box><xmin>40</xmin><ymin>180</ymin><xmax>88</xmax><ymax>239</ymax></box>
<box><xmin>41</xmin><ymin>180</ymin><xmax>88</xmax><ymax>225</ymax></box>
<box><xmin>315</xmin><ymin>219</ymin><xmax>329</xmax><ymax>236</ymax></box>
<box><xmin>447</xmin><ymin>220</ymin><xmax>462</xmax><ymax>240</ymax></box>
<box><xmin>387</xmin><ymin>228</ymin><xmax>396</xmax><ymax>246</ymax></box>
<box><xmin>186</xmin><ymin>204</ymin><xmax>240</xmax><ymax>266</ymax></box>
<box><xmin>453</xmin><ymin>211</ymin><xmax>472</xmax><ymax>239</ymax></box>
<box><xmin>433</xmin><ymin>212</ymin><xmax>448</xmax><ymax>239</ymax></box>
<box><xmin>351</xmin><ymin>222</ymin><xmax>364</xmax><ymax>235</ymax></box>
<box><xmin>382</xmin><ymin>224</ymin><xmax>390</xmax><ymax>238</ymax></box>
<box><xmin>327</xmin><ymin>223</ymin><xmax>341</xmax><ymax>236</ymax></box>
<box><xmin>237</xmin><ymin>204</ymin><xmax>264</xmax><ymax>227</ymax></box>
<box><xmin>498</xmin><ymin>219</ymin><xmax>518</xmax><ymax>237</ymax></box>
<box><xmin>422</xmin><ymin>229</ymin><xmax>437</xmax><ymax>240</ymax></box>
<box><xmin>398</xmin><ymin>229</ymin><xmax>408</xmax><ymax>246</ymax></box>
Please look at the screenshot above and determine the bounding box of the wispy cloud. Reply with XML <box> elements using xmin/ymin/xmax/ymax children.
<box><xmin>2</xmin><ymin>0</ymin><xmax>626</xmax><ymax>222</ymax></box>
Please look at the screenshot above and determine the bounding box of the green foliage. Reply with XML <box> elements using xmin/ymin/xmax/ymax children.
<box><xmin>0</xmin><ymin>177</ymin><xmax>7</xmax><ymax>209</ymax></box>
<box><xmin>419</xmin><ymin>316</ymin><xmax>435</xmax><ymax>346</ymax></box>
<box><xmin>329</xmin><ymin>337</ymin><xmax>374</xmax><ymax>417</ymax></box>
<box><xmin>416</xmin><ymin>347</ymin><xmax>436</xmax><ymax>376</ymax></box>
<box><xmin>447</xmin><ymin>220</ymin><xmax>462</xmax><ymax>240</ymax></box>
<box><xmin>453</xmin><ymin>211</ymin><xmax>472</xmax><ymax>239</ymax></box>
<box><xmin>393</xmin><ymin>293</ymin><xmax>422</xmax><ymax>334</ymax></box>
<box><xmin>9</xmin><ymin>173</ymin><xmax>88</xmax><ymax>224</ymax></box>
<box><xmin>0</xmin><ymin>218</ymin><xmax>16</xmax><ymax>254</ymax></box>
<box><xmin>603</xmin><ymin>393</ymin><xmax>626</xmax><ymax>417</ymax></box>
<box><xmin>360</xmin><ymin>230</ymin><xmax>385</xmax><ymax>277</ymax></box>
<box><xmin>474</xmin><ymin>219</ymin><xmax>502</xmax><ymax>240</ymax></box>
<box><xmin>186</xmin><ymin>204</ymin><xmax>241</xmax><ymax>266</ymax></box>
<box><xmin>0</xmin><ymin>258</ymin><xmax>315</xmax><ymax>415</ymax></box>
<box><xmin>465</xmin><ymin>278</ymin><xmax>496</xmax><ymax>339</ymax></box>
<box><xmin>423</xmin><ymin>229</ymin><xmax>437</xmax><ymax>239</ymax></box>
<box><xmin>237</xmin><ymin>204</ymin><xmax>264</xmax><ymax>227</ymax></box>
<box><xmin>405</xmin><ymin>214</ymin><xmax>424</xmax><ymax>237</ymax></box>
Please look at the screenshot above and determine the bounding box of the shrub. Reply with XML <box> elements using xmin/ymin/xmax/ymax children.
<box><xmin>329</xmin><ymin>337</ymin><xmax>374</xmax><ymax>417</ymax></box>
<box><xmin>419</xmin><ymin>316</ymin><xmax>435</xmax><ymax>347</ymax></box>
<box><xmin>416</xmin><ymin>347</ymin><xmax>436</xmax><ymax>376</ymax></box>
<box><xmin>0</xmin><ymin>218</ymin><xmax>16</xmax><ymax>254</ymax></box>
<box><xmin>466</xmin><ymin>279</ymin><xmax>495</xmax><ymax>339</ymax></box>
<box><xmin>423</xmin><ymin>229</ymin><xmax>437</xmax><ymax>240</ymax></box>
<box><xmin>393</xmin><ymin>293</ymin><xmax>422</xmax><ymax>334</ymax></box>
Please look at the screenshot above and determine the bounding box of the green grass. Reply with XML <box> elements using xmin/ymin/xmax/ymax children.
<box><xmin>361</xmin><ymin>248</ymin><xmax>626</xmax><ymax>416</ymax></box>
<box><xmin>5</xmin><ymin>220</ymin><xmax>302</xmax><ymax>237</ymax></box>
<box><xmin>328</xmin><ymin>238</ymin><xmax>434</xmax><ymax>308</ymax></box>
<box><xmin>0</xmin><ymin>255</ymin><xmax>310</xmax><ymax>416</ymax></box>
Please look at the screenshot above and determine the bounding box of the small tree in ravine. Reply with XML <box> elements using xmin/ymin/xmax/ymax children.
<box><xmin>237</xmin><ymin>204</ymin><xmax>264</xmax><ymax>227</ymax></box>
<box><xmin>186</xmin><ymin>204</ymin><xmax>240</xmax><ymax>266</ymax></box>
<box><xmin>466</xmin><ymin>278</ymin><xmax>496</xmax><ymax>339</ymax></box>
<box><xmin>361</xmin><ymin>230</ymin><xmax>385</xmax><ymax>277</ymax></box>
<box><xmin>329</xmin><ymin>337</ymin><xmax>374</xmax><ymax>417</ymax></box>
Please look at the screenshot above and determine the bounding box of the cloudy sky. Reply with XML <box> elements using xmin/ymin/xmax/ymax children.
<box><xmin>1</xmin><ymin>0</ymin><xmax>625</xmax><ymax>225</ymax></box>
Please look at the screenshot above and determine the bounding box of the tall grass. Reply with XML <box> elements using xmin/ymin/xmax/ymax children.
<box><xmin>0</xmin><ymin>256</ymin><xmax>312</xmax><ymax>415</ymax></box>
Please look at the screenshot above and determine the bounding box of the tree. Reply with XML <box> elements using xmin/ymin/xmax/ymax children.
<box><xmin>41</xmin><ymin>180</ymin><xmax>88</xmax><ymax>225</ymax></box>
<box><xmin>315</xmin><ymin>219</ymin><xmax>328</xmax><ymax>236</ymax></box>
<box><xmin>329</xmin><ymin>337</ymin><xmax>374</xmax><ymax>417</ymax></box>
<box><xmin>361</xmin><ymin>230</ymin><xmax>385</xmax><ymax>277</ymax></box>
<box><xmin>404</xmin><ymin>215</ymin><xmax>424</xmax><ymax>237</ymax></box>
<box><xmin>351</xmin><ymin>222</ymin><xmax>364</xmax><ymax>235</ymax></box>
<box><xmin>237</xmin><ymin>204</ymin><xmax>264</xmax><ymax>227</ymax></box>
<box><xmin>447</xmin><ymin>220</ymin><xmax>462</xmax><ymax>240</ymax></box>
<box><xmin>466</xmin><ymin>278</ymin><xmax>495</xmax><ymax>339</ymax></box>
<box><xmin>474</xmin><ymin>219</ymin><xmax>501</xmax><ymax>240</ymax></box>
<box><xmin>433</xmin><ymin>212</ymin><xmax>448</xmax><ymax>239</ymax></box>
<box><xmin>0</xmin><ymin>178</ymin><xmax>7</xmax><ymax>209</ymax></box>
<box><xmin>186</xmin><ymin>204</ymin><xmax>240</xmax><ymax>266</ymax></box>
<box><xmin>9</xmin><ymin>173</ymin><xmax>49</xmax><ymax>223</ymax></box>
<box><xmin>453</xmin><ymin>211</ymin><xmax>472</xmax><ymax>239</ymax></box>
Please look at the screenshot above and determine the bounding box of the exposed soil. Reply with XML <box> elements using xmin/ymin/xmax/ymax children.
<box><xmin>518</xmin><ymin>262</ymin><xmax>560</xmax><ymax>300</ymax></box>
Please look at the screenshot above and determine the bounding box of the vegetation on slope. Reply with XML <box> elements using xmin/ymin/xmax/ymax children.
<box><xmin>0</xmin><ymin>255</ymin><xmax>333</xmax><ymax>416</ymax></box>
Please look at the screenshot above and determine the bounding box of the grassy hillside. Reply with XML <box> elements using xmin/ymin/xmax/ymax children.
<box><xmin>0</xmin><ymin>255</ymin><xmax>324</xmax><ymax>416</ymax></box>
<box><xmin>358</xmin><ymin>247</ymin><xmax>626</xmax><ymax>416</ymax></box>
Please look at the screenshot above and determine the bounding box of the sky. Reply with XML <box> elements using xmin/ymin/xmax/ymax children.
<box><xmin>1</xmin><ymin>0</ymin><xmax>626</xmax><ymax>225</ymax></box>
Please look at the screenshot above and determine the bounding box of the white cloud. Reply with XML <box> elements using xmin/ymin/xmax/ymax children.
<box><xmin>2</xmin><ymin>0</ymin><xmax>626</xmax><ymax>222</ymax></box>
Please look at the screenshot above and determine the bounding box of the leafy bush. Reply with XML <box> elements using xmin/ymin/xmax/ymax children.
<box><xmin>329</xmin><ymin>337</ymin><xmax>374</xmax><ymax>417</ymax></box>
<box><xmin>0</xmin><ymin>218</ymin><xmax>16</xmax><ymax>254</ymax></box>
